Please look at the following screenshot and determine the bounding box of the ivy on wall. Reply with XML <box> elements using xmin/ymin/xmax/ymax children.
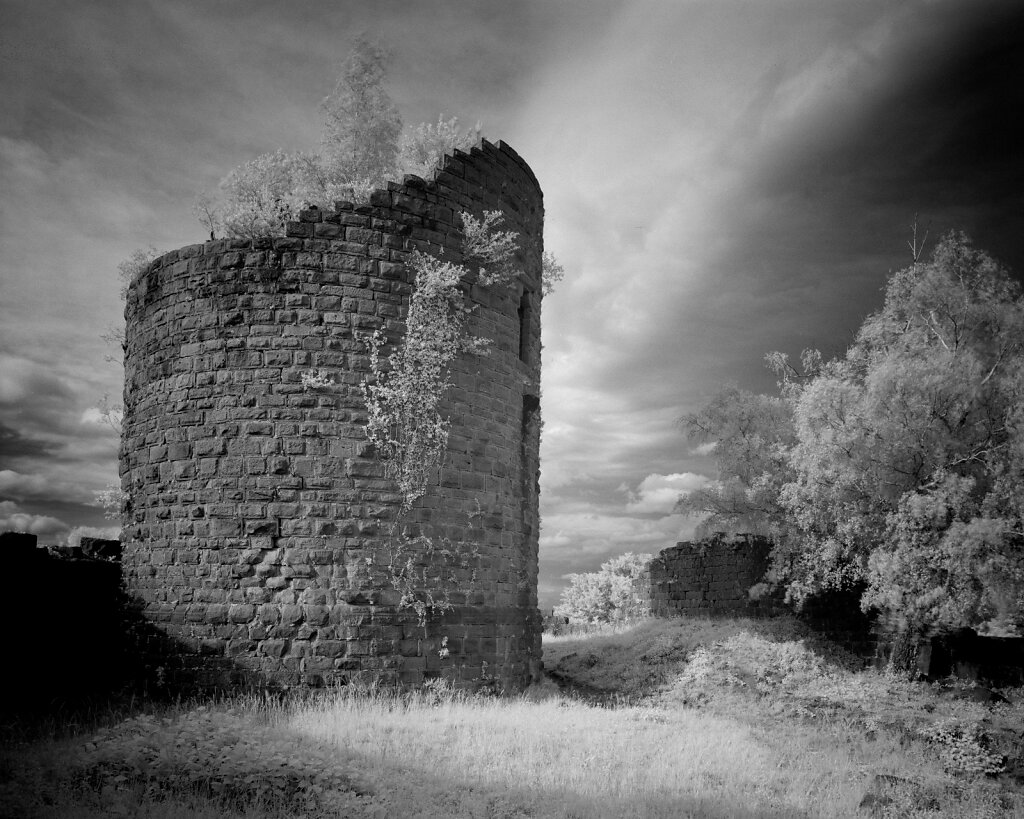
<box><xmin>359</xmin><ymin>211</ymin><xmax>525</xmax><ymax>626</ymax></box>
<box><xmin>361</xmin><ymin>211</ymin><xmax>522</xmax><ymax>511</ymax></box>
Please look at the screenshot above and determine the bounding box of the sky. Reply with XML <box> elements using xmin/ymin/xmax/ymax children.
<box><xmin>2</xmin><ymin>0</ymin><xmax>1023</xmax><ymax>609</ymax></box>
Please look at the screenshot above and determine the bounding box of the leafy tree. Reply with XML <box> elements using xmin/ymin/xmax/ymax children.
<box><xmin>397</xmin><ymin>115</ymin><xmax>481</xmax><ymax>180</ymax></box>
<box><xmin>320</xmin><ymin>36</ymin><xmax>402</xmax><ymax>187</ymax></box>
<box><xmin>201</xmin><ymin>150</ymin><xmax>370</xmax><ymax>241</ymax></box>
<box><xmin>362</xmin><ymin>211</ymin><xmax>521</xmax><ymax>509</ymax></box>
<box><xmin>680</xmin><ymin>232</ymin><xmax>1024</xmax><ymax>636</ymax></box>
<box><xmin>196</xmin><ymin>38</ymin><xmax>485</xmax><ymax>242</ymax></box>
<box><xmin>541</xmin><ymin>252</ymin><xmax>565</xmax><ymax>297</ymax></box>
<box><xmin>780</xmin><ymin>233</ymin><xmax>1024</xmax><ymax>632</ymax></box>
<box><xmin>554</xmin><ymin>552</ymin><xmax>653</xmax><ymax>623</ymax></box>
<box><xmin>676</xmin><ymin>384</ymin><xmax>795</xmax><ymax>538</ymax></box>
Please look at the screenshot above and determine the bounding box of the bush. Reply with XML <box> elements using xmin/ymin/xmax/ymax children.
<box><xmin>554</xmin><ymin>552</ymin><xmax>652</xmax><ymax>623</ymax></box>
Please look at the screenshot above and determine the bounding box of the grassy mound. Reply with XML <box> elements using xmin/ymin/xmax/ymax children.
<box><xmin>546</xmin><ymin>616</ymin><xmax>1024</xmax><ymax>817</ymax></box>
<box><xmin>1</xmin><ymin>616</ymin><xmax>1021</xmax><ymax>817</ymax></box>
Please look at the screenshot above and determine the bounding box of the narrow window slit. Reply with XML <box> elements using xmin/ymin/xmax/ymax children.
<box><xmin>518</xmin><ymin>290</ymin><xmax>532</xmax><ymax>362</ymax></box>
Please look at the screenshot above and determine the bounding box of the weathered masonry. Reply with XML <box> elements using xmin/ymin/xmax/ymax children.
<box><xmin>121</xmin><ymin>140</ymin><xmax>544</xmax><ymax>691</ymax></box>
<box><xmin>646</xmin><ymin>534</ymin><xmax>785</xmax><ymax>618</ymax></box>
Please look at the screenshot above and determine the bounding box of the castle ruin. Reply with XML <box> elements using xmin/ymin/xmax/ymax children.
<box><xmin>120</xmin><ymin>140</ymin><xmax>543</xmax><ymax>691</ymax></box>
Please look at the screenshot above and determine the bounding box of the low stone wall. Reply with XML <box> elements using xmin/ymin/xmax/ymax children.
<box><xmin>921</xmin><ymin>629</ymin><xmax>1024</xmax><ymax>687</ymax></box>
<box><xmin>645</xmin><ymin>536</ymin><xmax>882</xmax><ymax>661</ymax></box>
<box><xmin>646</xmin><ymin>534</ymin><xmax>786</xmax><ymax>618</ymax></box>
<box><xmin>2</xmin><ymin>532</ymin><xmax>131</xmax><ymax>710</ymax></box>
<box><xmin>643</xmin><ymin>535</ymin><xmax>1022</xmax><ymax>682</ymax></box>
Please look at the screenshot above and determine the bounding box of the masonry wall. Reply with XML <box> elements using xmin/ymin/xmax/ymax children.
<box><xmin>120</xmin><ymin>140</ymin><xmax>544</xmax><ymax>692</ymax></box>
<box><xmin>2</xmin><ymin>532</ymin><xmax>129</xmax><ymax>710</ymax></box>
<box><xmin>646</xmin><ymin>534</ymin><xmax>786</xmax><ymax>618</ymax></box>
<box><xmin>643</xmin><ymin>535</ymin><xmax>882</xmax><ymax>662</ymax></box>
<box><xmin>645</xmin><ymin>536</ymin><xmax>880</xmax><ymax>660</ymax></box>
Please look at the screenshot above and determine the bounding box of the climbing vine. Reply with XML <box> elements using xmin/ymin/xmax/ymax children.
<box><xmin>360</xmin><ymin>211</ymin><xmax>559</xmax><ymax>634</ymax></box>
<box><xmin>382</xmin><ymin>513</ymin><xmax>484</xmax><ymax>627</ymax></box>
<box><xmin>361</xmin><ymin>211</ymin><xmax>521</xmax><ymax>510</ymax></box>
<box><xmin>358</xmin><ymin>211</ymin><xmax>524</xmax><ymax>629</ymax></box>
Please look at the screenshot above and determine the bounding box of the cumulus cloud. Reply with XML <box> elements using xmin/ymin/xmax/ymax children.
<box><xmin>5</xmin><ymin>0</ymin><xmax>1024</xmax><ymax>608</ymax></box>
<box><xmin>538</xmin><ymin>505</ymin><xmax>704</xmax><ymax>609</ymax></box>
<box><xmin>540</xmin><ymin>510</ymin><xmax>699</xmax><ymax>559</ymax></box>
<box><xmin>625</xmin><ymin>472</ymin><xmax>712</xmax><ymax>515</ymax></box>
<box><xmin>0</xmin><ymin>500</ymin><xmax>69</xmax><ymax>540</ymax></box>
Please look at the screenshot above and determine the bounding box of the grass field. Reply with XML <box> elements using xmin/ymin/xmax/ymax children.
<box><xmin>1</xmin><ymin>616</ymin><xmax>1021</xmax><ymax>817</ymax></box>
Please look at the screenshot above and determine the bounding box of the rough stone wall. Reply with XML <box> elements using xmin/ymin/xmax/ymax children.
<box><xmin>644</xmin><ymin>537</ymin><xmax>880</xmax><ymax>664</ymax></box>
<box><xmin>646</xmin><ymin>534</ymin><xmax>786</xmax><ymax>618</ymax></box>
<box><xmin>3</xmin><ymin>532</ymin><xmax>130</xmax><ymax>709</ymax></box>
<box><xmin>120</xmin><ymin>140</ymin><xmax>543</xmax><ymax>692</ymax></box>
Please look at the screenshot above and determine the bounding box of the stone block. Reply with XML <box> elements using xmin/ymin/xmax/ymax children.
<box><xmin>260</xmin><ymin>639</ymin><xmax>288</xmax><ymax>658</ymax></box>
<box><xmin>229</xmin><ymin>603</ymin><xmax>255</xmax><ymax>623</ymax></box>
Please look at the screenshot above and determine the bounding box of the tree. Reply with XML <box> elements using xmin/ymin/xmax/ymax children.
<box><xmin>196</xmin><ymin>38</ymin><xmax>489</xmax><ymax>243</ymax></box>
<box><xmin>363</xmin><ymin>211</ymin><xmax>520</xmax><ymax>509</ymax></box>
<box><xmin>320</xmin><ymin>36</ymin><xmax>402</xmax><ymax>187</ymax></box>
<box><xmin>679</xmin><ymin>232</ymin><xmax>1024</xmax><ymax>637</ymax></box>
<box><xmin>554</xmin><ymin>552</ymin><xmax>653</xmax><ymax>623</ymax></box>
<box><xmin>779</xmin><ymin>233</ymin><xmax>1024</xmax><ymax>633</ymax></box>
<box><xmin>202</xmin><ymin>150</ymin><xmax>368</xmax><ymax>241</ymax></box>
<box><xmin>676</xmin><ymin>384</ymin><xmax>795</xmax><ymax>538</ymax></box>
<box><xmin>397</xmin><ymin>115</ymin><xmax>480</xmax><ymax>180</ymax></box>
<box><xmin>195</xmin><ymin>36</ymin><xmax>402</xmax><ymax>239</ymax></box>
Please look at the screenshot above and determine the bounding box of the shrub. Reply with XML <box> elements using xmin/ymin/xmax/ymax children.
<box><xmin>554</xmin><ymin>552</ymin><xmax>652</xmax><ymax>623</ymax></box>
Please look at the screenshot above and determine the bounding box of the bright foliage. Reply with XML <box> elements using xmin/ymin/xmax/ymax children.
<box><xmin>362</xmin><ymin>212</ymin><xmax>521</xmax><ymax>510</ymax></box>
<box><xmin>554</xmin><ymin>552</ymin><xmax>653</xmax><ymax>623</ymax></box>
<box><xmin>197</xmin><ymin>39</ymin><xmax>480</xmax><ymax>240</ymax></box>
<box><xmin>202</xmin><ymin>150</ymin><xmax>366</xmax><ymax>241</ymax></box>
<box><xmin>683</xmin><ymin>233</ymin><xmax>1024</xmax><ymax>634</ymax></box>
<box><xmin>397</xmin><ymin>115</ymin><xmax>481</xmax><ymax>180</ymax></box>
<box><xmin>320</xmin><ymin>36</ymin><xmax>403</xmax><ymax>187</ymax></box>
<box><xmin>677</xmin><ymin>385</ymin><xmax>794</xmax><ymax>538</ymax></box>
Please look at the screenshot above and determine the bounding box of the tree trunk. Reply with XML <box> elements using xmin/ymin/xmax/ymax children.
<box><xmin>886</xmin><ymin>628</ymin><xmax>923</xmax><ymax>678</ymax></box>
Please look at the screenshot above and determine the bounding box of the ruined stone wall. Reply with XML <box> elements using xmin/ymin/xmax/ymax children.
<box><xmin>121</xmin><ymin>140</ymin><xmax>544</xmax><ymax>692</ymax></box>
<box><xmin>2</xmin><ymin>532</ymin><xmax>130</xmax><ymax>709</ymax></box>
<box><xmin>645</xmin><ymin>536</ymin><xmax>878</xmax><ymax>662</ymax></box>
<box><xmin>646</xmin><ymin>534</ymin><xmax>786</xmax><ymax>618</ymax></box>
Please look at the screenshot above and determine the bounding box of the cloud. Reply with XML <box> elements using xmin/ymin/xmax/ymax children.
<box><xmin>537</xmin><ymin>470</ymin><xmax>713</xmax><ymax>606</ymax></box>
<box><xmin>0</xmin><ymin>500</ymin><xmax>69</xmax><ymax>540</ymax></box>
<box><xmin>538</xmin><ymin>506</ymin><xmax>704</xmax><ymax>609</ymax></box>
<box><xmin>0</xmin><ymin>354</ymin><xmax>119</xmax><ymax>509</ymax></box>
<box><xmin>0</xmin><ymin>470</ymin><xmax>56</xmax><ymax>500</ymax></box>
<box><xmin>625</xmin><ymin>472</ymin><xmax>712</xmax><ymax>515</ymax></box>
<box><xmin>538</xmin><ymin>531</ymin><xmax>573</xmax><ymax>550</ymax></box>
<box><xmin>0</xmin><ymin>422</ymin><xmax>58</xmax><ymax>461</ymax></box>
<box><xmin>5</xmin><ymin>0</ymin><xmax>1024</xmax><ymax>610</ymax></box>
<box><xmin>0</xmin><ymin>352</ymin><xmax>75</xmax><ymax>408</ymax></box>
<box><xmin>541</xmin><ymin>510</ymin><xmax>698</xmax><ymax>558</ymax></box>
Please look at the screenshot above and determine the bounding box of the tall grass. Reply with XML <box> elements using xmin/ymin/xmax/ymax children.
<box><xmin>289</xmin><ymin>686</ymin><xmax>823</xmax><ymax>817</ymax></box>
<box><xmin>2</xmin><ymin>616</ymin><xmax>1020</xmax><ymax>818</ymax></box>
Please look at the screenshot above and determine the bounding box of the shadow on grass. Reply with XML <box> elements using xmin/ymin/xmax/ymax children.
<box><xmin>4</xmin><ymin>694</ymin><xmax>812</xmax><ymax>819</ymax></box>
<box><xmin>1</xmin><ymin>537</ymin><xmax>283</xmax><ymax>745</ymax></box>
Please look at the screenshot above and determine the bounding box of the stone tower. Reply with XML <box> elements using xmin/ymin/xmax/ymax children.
<box><xmin>120</xmin><ymin>140</ymin><xmax>543</xmax><ymax>691</ymax></box>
